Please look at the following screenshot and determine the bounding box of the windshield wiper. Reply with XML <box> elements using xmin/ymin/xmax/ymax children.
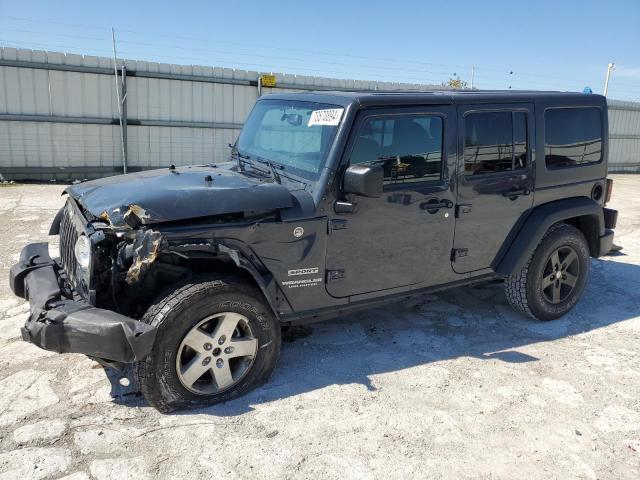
<box><xmin>230</xmin><ymin>146</ymin><xmax>303</xmax><ymax>187</ymax></box>
<box><xmin>229</xmin><ymin>143</ymin><xmax>254</xmax><ymax>172</ymax></box>
<box><xmin>255</xmin><ymin>157</ymin><xmax>283</xmax><ymax>184</ymax></box>
<box><xmin>231</xmin><ymin>147</ymin><xmax>282</xmax><ymax>182</ymax></box>
<box><xmin>255</xmin><ymin>156</ymin><xmax>311</xmax><ymax>188</ymax></box>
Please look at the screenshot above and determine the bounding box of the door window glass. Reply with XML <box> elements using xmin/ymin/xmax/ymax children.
<box><xmin>464</xmin><ymin>111</ymin><xmax>529</xmax><ymax>175</ymax></box>
<box><xmin>545</xmin><ymin>107</ymin><xmax>602</xmax><ymax>169</ymax></box>
<box><xmin>514</xmin><ymin>112</ymin><xmax>528</xmax><ymax>169</ymax></box>
<box><xmin>349</xmin><ymin>115</ymin><xmax>443</xmax><ymax>184</ymax></box>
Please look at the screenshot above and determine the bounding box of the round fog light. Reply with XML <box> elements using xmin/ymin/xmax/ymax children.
<box><xmin>74</xmin><ymin>235</ymin><xmax>91</xmax><ymax>269</ymax></box>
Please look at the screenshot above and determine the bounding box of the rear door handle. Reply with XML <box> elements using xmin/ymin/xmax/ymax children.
<box><xmin>503</xmin><ymin>188</ymin><xmax>531</xmax><ymax>199</ymax></box>
<box><xmin>420</xmin><ymin>199</ymin><xmax>453</xmax><ymax>211</ymax></box>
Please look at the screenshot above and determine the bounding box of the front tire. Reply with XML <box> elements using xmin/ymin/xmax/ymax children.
<box><xmin>505</xmin><ymin>223</ymin><xmax>591</xmax><ymax>321</ymax></box>
<box><xmin>134</xmin><ymin>276</ymin><xmax>281</xmax><ymax>412</ymax></box>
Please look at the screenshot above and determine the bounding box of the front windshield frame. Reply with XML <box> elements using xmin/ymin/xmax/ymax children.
<box><xmin>236</xmin><ymin>99</ymin><xmax>344</xmax><ymax>182</ymax></box>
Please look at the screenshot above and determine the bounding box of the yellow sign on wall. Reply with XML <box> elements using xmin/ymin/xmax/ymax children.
<box><xmin>260</xmin><ymin>74</ymin><xmax>277</xmax><ymax>87</ymax></box>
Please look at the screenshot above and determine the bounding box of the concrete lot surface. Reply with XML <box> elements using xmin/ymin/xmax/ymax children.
<box><xmin>0</xmin><ymin>175</ymin><xmax>639</xmax><ymax>479</ymax></box>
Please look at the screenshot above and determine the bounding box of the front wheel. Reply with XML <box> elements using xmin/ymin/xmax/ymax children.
<box><xmin>505</xmin><ymin>223</ymin><xmax>591</xmax><ymax>321</ymax></box>
<box><xmin>134</xmin><ymin>276</ymin><xmax>281</xmax><ymax>412</ymax></box>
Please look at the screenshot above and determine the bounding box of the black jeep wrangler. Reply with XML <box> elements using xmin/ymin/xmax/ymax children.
<box><xmin>10</xmin><ymin>91</ymin><xmax>618</xmax><ymax>411</ymax></box>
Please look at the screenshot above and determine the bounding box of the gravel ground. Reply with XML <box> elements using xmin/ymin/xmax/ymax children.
<box><xmin>0</xmin><ymin>175</ymin><xmax>639</xmax><ymax>480</ymax></box>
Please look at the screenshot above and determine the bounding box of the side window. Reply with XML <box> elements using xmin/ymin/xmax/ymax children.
<box><xmin>464</xmin><ymin>111</ymin><xmax>528</xmax><ymax>175</ymax></box>
<box><xmin>349</xmin><ymin>114</ymin><xmax>443</xmax><ymax>184</ymax></box>
<box><xmin>545</xmin><ymin>107</ymin><xmax>602</xmax><ymax>169</ymax></box>
<box><xmin>514</xmin><ymin>112</ymin><xmax>528</xmax><ymax>169</ymax></box>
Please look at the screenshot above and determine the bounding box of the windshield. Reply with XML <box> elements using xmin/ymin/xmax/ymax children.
<box><xmin>236</xmin><ymin>99</ymin><xmax>344</xmax><ymax>180</ymax></box>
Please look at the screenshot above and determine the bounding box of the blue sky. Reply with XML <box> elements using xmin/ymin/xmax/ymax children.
<box><xmin>1</xmin><ymin>0</ymin><xmax>639</xmax><ymax>101</ymax></box>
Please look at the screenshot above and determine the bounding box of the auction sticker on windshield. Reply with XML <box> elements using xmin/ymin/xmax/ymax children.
<box><xmin>308</xmin><ymin>108</ymin><xmax>344</xmax><ymax>126</ymax></box>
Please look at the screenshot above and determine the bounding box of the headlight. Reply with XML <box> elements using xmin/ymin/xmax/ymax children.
<box><xmin>74</xmin><ymin>235</ymin><xmax>91</xmax><ymax>269</ymax></box>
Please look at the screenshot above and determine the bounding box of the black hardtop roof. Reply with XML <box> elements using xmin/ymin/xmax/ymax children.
<box><xmin>263</xmin><ymin>90</ymin><xmax>606</xmax><ymax>108</ymax></box>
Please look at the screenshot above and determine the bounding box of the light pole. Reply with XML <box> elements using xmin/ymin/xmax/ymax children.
<box><xmin>603</xmin><ymin>62</ymin><xmax>615</xmax><ymax>97</ymax></box>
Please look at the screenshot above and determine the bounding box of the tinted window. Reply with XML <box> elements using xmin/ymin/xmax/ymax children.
<box><xmin>514</xmin><ymin>112</ymin><xmax>527</xmax><ymax>169</ymax></box>
<box><xmin>464</xmin><ymin>111</ymin><xmax>528</xmax><ymax>175</ymax></box>
<box><xmin>350</xmin><ymin>115</ymin><xmax>443</xmax><ymax>184</ymax></box>
<box><xmin>545</xmin><ymin>107</ymin><xmax>602</xmax><ymax>169</ymax></box>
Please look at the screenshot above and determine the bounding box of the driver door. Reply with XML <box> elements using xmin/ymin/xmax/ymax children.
<box><xmin>325</xmin><ymin>106</ymin><xmax>457</xmax><ymax>298</ymax></box>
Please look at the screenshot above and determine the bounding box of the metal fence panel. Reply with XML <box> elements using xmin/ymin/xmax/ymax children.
<box><xmin>608</xmin><ymin>100</ymin><xmax>640</xmax><ymax>172</ymax></box>
<box><xmin>0</xmin><ymin>47</ymin><xmax>638</xmax><ymax>180</ymax></box>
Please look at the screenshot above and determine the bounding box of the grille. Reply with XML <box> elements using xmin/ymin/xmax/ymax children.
<box><xmin>59</xmin><ymin>200</ymin><xmax>83</xmax><ymax>290</ymax></box>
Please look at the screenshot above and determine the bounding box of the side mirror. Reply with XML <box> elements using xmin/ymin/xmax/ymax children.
<box><xmin>343</xmin><ymin>164</ymin><xmax>383</xmax><ymax>198</ymax></box>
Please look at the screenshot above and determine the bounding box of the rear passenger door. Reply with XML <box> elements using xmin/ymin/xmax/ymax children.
<box><xmin>453</xmin><ymin>104</ymin><xmax>535</xmax><ymax>273</ymax></box>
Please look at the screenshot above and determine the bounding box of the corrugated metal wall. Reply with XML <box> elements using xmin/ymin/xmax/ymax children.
<box><xmin>0</xmin><ymin>49</ymin><xmax>121</xmax><ymax>179</ymax></box>
<box><xmin>0</xmin><ymin>47</ymin><xmax>638</xmax><ymax>180</ymax></box>
<box><xmin>607</xmin><ymin>99</ymin><xmax>640</xmax><ymax>172</ymax></box>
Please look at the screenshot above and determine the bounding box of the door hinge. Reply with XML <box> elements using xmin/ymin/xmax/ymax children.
<box><xmin>455</xmin><ymin>204</ymin><xmax>472</xmax><ymax>218</ymax></box>
<box><xmin>451</xmin><ymin>248</ymin><xmax>469</xmax><ymax>261</ymax></box>
<box><xmin>326</xmin><ymin>269</ymin><xmax>345</xmax><ymax>282</ymax></box>
<box><xmin>328</xmin><ymin>218</ymin><xmax>348</xmax><ymax>234</ymax></box>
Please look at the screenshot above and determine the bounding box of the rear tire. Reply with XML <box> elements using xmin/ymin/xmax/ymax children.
<box><xmin>134</xmin><ymin>276</ymin><xmax>281</xmax><ymax>412</ymax></box>
<box><xmin>505</xmin><ymin>223</ymin><xmax>590</xmax><ymax>321</ymax></box>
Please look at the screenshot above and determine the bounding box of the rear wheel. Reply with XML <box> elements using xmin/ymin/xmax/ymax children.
<box><xmin>505</xmin><ymin>223</ymin><xmax>591</xmax><ymax>321</ymax></box>
<box><xmin>540</xmin><ymin>245</ymin><xmax>581</xmax><ymax>305</ymax></box>
<box><xmin>134</xmin><ymin>276</ymin><xmax>281</xmax><ymax>412</ymax></box>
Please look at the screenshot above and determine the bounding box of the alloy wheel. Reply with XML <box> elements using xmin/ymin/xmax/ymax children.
<box><xmin>541</xmin><ymin>246</ymin><xmax>580</xmax><ymax>304</ymax></box>
<box><xmin>176</xmin><ymin>312</ymin><xmax>258</xmax><ymax>395</ymax></box>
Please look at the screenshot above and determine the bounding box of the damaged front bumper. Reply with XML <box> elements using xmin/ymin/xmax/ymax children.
<box><xmin>9</xmin><ymin>242</ymin><xmax>156</xmax><ymax>363</ymax></box>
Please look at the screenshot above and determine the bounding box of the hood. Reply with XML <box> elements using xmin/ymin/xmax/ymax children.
<box><xmin>66</xmin><ymin>165</ymin><xmax>296</xmax><ymax>227</ymax></box>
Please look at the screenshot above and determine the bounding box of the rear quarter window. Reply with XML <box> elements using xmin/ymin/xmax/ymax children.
<box><xmin>545</xmin><ymin>107</ymin><xmax>603</xmax><ymax>169</ymax></box>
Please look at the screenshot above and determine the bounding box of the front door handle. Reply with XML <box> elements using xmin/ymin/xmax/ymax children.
<box><xmin>420</xmin><ymin>198</ymin><xmax>453</xmax><ymax>212</ymax></box>
<box><xmin>502</xmin><ymin>188</ymin><xmax>531</xmax><ymax>200</ymax></box>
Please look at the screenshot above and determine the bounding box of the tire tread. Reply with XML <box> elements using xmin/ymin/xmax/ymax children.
<box><xmin>505</xmin><ymin>222</ymin><xmax>572</xmax><ymax>320</ymax></box>
<box><xmin>134</xmin><ymin>275</ymin><xmax>278</xmax><ymax>412</ymax></box>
